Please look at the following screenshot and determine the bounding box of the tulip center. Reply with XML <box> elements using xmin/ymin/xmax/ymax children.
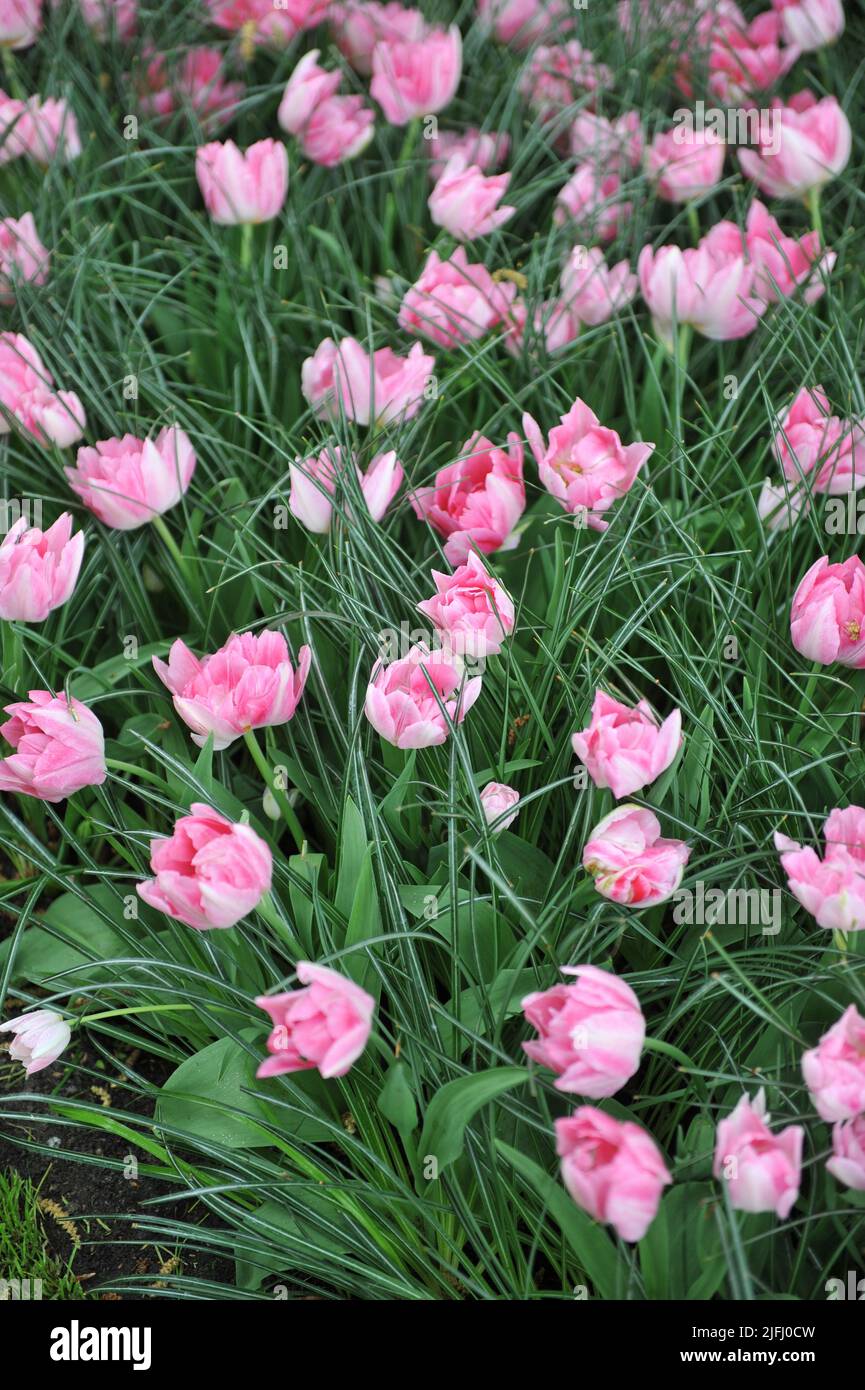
<box><xmin>845</xmin><ymin>621</ymin><xmax>861</xmax><ymax>641</ymax></box>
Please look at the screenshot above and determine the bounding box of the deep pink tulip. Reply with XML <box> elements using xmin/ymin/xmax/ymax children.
<box><xmin>0</xmin><ymin>332</ymin><xmax>86</xmax><ymax>447</ymax></box>
<box><xmin>416</xmin><ymin>551</ymin><xmax>515</xmax><ymax>662</ymax></box>
<box><xmin>302</xmin><ymin>336</ymin><xmax>434</xmax><ymax>427</ymax></box>
<box><xmin>409</xmin><ymin>432</ymin><xmax>525</xmax><ymax>565</ymax></box>
<box><xmin>256</xmin><ymin>962</ymin><xmax>375</xmax><ymax>1079</ymax></box>
<box><xmin>645</xmin><ymin>126</ymin><xmax>725</xmax><ymax>202</ymax></box>
<box><xmin>554</xmin><ymin>165</ymin><xmax>631</xmax><ymax>242</ymax></box>
<box><xmin>738</xmin><ymin>92</ymin><xmax>851</xmax><ymax>198</ymax></box>
<box><xmin>479</xmin><ymin>780</ymin><xmax>519</xmax><ymax>830</ymax></box>
<box><xmin>0</xmin><ymin>1010</ymin><xmax>71</xmax><ymax>1074</ymax></box>
<box><xmin>66</xmin><ymin>426</ymin><xmax>196</xmax><ymax>530</ymax></box>
<box><xmin>153</xmin><ymin>630</ymin><xmax>311</xmax><ymax>750</ymax></box>
<box><xmin>136</xmin><ymin>48</ymin><xmax>244</xmax><ymax>131</ymax></box>
<box><xmin>331</xmin><ymin>2</ymin><xmax>426</xmax><ymax>74</ymax></box>
<box><xmin>773</xmin><ymin>387</ymin><xmax>865</xmax><ymax>495</ymax></box>
<box><xmin>204</xmin><ymin>0</ymin><xmax>301</xmax><ymax>45</ymax></box>
<box><xmin>556</xmin><ymin>1107</ymin><xmax>671</xmax><ymax>1241</ymax></box>
<box><xmin>522</xmin><ymin>964</ymin><xmax>645</xmax><ymax>1098</ymax></box>
<box><xmin>364</xmin><ymin>643</ymin><xmax>482</xmax><ymax>748</ymax></box>
<box><xmin>775</xmin><ymin>805</ymin><xmax>865</xmax><ymax>931</ymax></box>
<box><xmin>370</xmin><ymin>24</ymin><xmax>462</xmax><ymax>126</ymax></box>
<box><xmin>638</xmin><ymin>223</ymin><xmax>766</xmax><ymax>348</ymax></box>
<box><xmin>827</xmin><ymin>1114</ymin><xmax>865</xmax><ymax>1191</ymax></box>
<box><xmin>714</xmin><ymin>1089</ymin><xmax>803</xmax><ymax>1219</ymax></box>
<box><xmin>789</xmin><ymin>556</ymin><xmax>865</xmax><ymax>667</ymax></box>
<box><xmin>572</xmin><ymin>690</ymin><xmax>682</xmax><ymax>800</ymax></box>
<box><xmin>772</xmin><ymin>0</ymin><xmax>844</xmax><ymax>51</ymax></box>
<box><xmin>289</xmin><ymin>445</ymin><xmax>402</xmax><ymax>532</ymax></box>
<box><xmin>583</xmin><ymin>804</ymin><xmax>690</xmax><ymax>908</ymax></box>
<box><xmin>429</xmin><ymin>155</ymin><xmax>515</xmax><ymax>241</ymax></box>
<box><xmin>137</xmin><ymin>802</ymin><xmax>273</xmax><ymax>930</ymax></box>
<box><xmin>523</xmin><ymin>398</ymin><xmax>652</xmax><ymax>531</ymax></box>
<box><xmin>0</xmin><ymin>212</ymin><xmax>49</xmax><ymax>300</ymax></box>
<box><xmin>195</xmin><ymin>138</ymin><xmax>288</xmax><ymax>225</ymax></box>
<box><xmin>0</xmin><ymin>514</ymin><xmax>84</xmax><ymax>622</ymax></box>
<box><xmin>745</xmin><ymin>200</ymin><xmax>834</xmax><ymax>304</ymax></box>
<box><xmin>0</xmin><ymin>691</ymin><xmax>106</xmax><ymax>801</ymax></box>
<box><xmin>802</xmin><ymin>1005</ymin><xmax>865</xmax><ymax>1122</ymax></box>
<box><xmin>398</xmin><ymin>248</ymin><xmax>517</xmax><ymax>349</ymax></box>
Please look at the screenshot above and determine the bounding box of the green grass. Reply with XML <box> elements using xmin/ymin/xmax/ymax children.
<box><xmin>0</xmin><ymin>0</ymin><xmax>864</xmax><ymax>1299</ymax></box>
<box><xmin>0</xmin><ymin>1170</ymin><xmax>85</xmax><ymax>1300</ymax></box>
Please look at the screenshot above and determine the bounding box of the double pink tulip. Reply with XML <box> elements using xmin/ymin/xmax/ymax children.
<box><xmin>523</xmin><ymin>397</ymin><xmax>653</xmax><ymax>531</ymax></box>
<box><xmin>738</xmin><ymin>92</ymin><xmax>851</xmax><ymax>199</ymax></box>
<box><xmin>745</xmin><ymin>200</ymin><xmax>834</xmax><ymax>305</ymax></box>
<box><xmin>789</xmin><ymin>556</ymin><xmax>865</xmax><ymax>667</ymax></box>
<box><xmin>195</xmin><ymin>138</ymin><xmax>288</xmax><ymax>225</ymax></box>
<box><xmin>256</xmin><ymin>962</ymin><xmax>375</xmax><ymax>1079</ymax></box>
<box><xmin>828</xmin><ymin>1114</ymin><xmax>865</xmax><ymax>1191</ymax></box>
<box><xmin>0</xmin><ymin>213</ymin><xmax>49</xmax><ymax>301</ymax></box>
<box><xmin>0</xmin><ymin>691</ymin><xmax>106</xmax><ymax>802</ymax></box>
<box><xmin>66</xmin><ymin>426</ymin><xmax>196</xmax><ymax>530</ymax></box>
<box><xmin>289</xmin><ymin>446</ymin><xmax>403</xmax><ymax>533</ymax></box>
<box><xmin>773</xmin><ymin>387</ymin><xmax>864</xmax><ymax>494</ymax></box>
<box><xmin>583</xmin><ymin>804</ymin><xmax>690</xmax><ymax>908</ymax></box>
<box><xmin>556</xmin><ymin>1107</ymin><xmax>671</xmax><ymax>1242</ymax></box>
<box><xmin>713</xmin><ymin>1090</ymin><xmax>803</xmax><ymax>1220</ymax></box>
<box><xmin>0</xmin><ymin>1009</ymin><xmax>71</xmax><ymax>1075</ymax></box>
<box><xmin>429</xmin><ymin>156</ymin><xmax>515</xmax><ymax>242</ymax></box>
<box><xmin>364</xmin><ymin>643</ymin><xmax>482</xmax><ymax>748</ymax></box>
<box><xmin>645</xmin><ymin>127</ymin><xmax>725</xmax><ymax>203</ymax></box>
<box><xmin>479</xmin><ymin>780</ymin><xmax>520</xmax><ymax>830</ymax></box>
<box><xmin>417</xmin><ymin>551</ymin><xmax>515</xmax><ymax>662</ymax></box>
<box><xmin>137</xmin><ymin>802</ymin><xmax>273</xmax><ymax>930</ymax></box>
<box><xmin>302</xmin><ymin>335</ymin><xmax>434</xmax><ymax>427</ymax></box>
<box><xmin>370</xmin><ymin>24</ymin><xmax>462</xmax><ymax>125</ymax></box>
<box><xmin>409</xmin><ymin>432</ymin><xmax>525</xmax><ymax>565</ymax></box>
<box><xmin>802</xmin><ymin>1005</ymin><xmax>865</xmax><ymax>1123</ymax></box>
<box><xmin>153</xmin><ymin>630</ymin><xmax>311</xmax><ymax>750</ymax></box>
<box><xmin>554</xmin><ymin>166</ymin><xmax>631</xmax><ymax>242</ymax></box>
<box><xmin>0</xmin><ymin>332</ymin><xmax>86</xmax><ymax>447</ymax></box>
<box><xmin>572</xmin><ymin>690</ymin><xmax>682</xmax><ymax>800</ymax></box>
<box><xmin>399</xmin><ymin>248</ymin><xmax>516</xmax><ymax>350</ymax></box>
<box><xmin>775</xmin><ymin>804</ymin><xmax>865</xmax><ymax>931</ymax></box>
<box><xmin>0</xmin><ymin>514</ymin><xmax>84</xmax><ymax>622</ymax></box>
<box><xmin>639</xmin><ymin>222</ymin><xmax>766</xmax><ymax>348</ymax></box>
<box><xmin>278</xmin><ymin>50</ymin><xmax>375</xmax><ymax>167</ymax></box>
<box><xmin>522</xmin><ymin>964</ymin><xmax>646</xmax><ymax>1098</ymax></box>
<box><xmin>508</xmin><ymin>247</ymin><xmax>637</xmax><ymax>355</ymax></box>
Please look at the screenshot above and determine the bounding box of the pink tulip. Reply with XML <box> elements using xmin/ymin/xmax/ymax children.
<box><xmin>523</xmin><ymin>398</ymin><xmax>653</xmax><ymax>531</ymax></box>
<box><xmin>802</xmin><ymin>1005</ymin><xmax>865</xmax><ymax>1123</ymax></box>
<box><xmin>775</xmin><ymin>805</ymin><xmax>865</xmax><ymax>932</ymax></box>
<box><xmin>195</xmin><ymin>138</ymin><xmax>288</xmax><ymax>225</ymax></box>
<box><xmin>0</xmin><ymin>514</ymin><xmax>84</xmax><ymax>622</ymax></box>
<box><xmin>553</xmin><ymin>165</ymin><xmax>631</xmax><ymax>242</ymax></box>
<box><xmin>429</xmin><ymin>155</ymin><xmax>515</xmax><ymax>241</ymax></box>
<box><xmin>559</xmin><ymin>245</ymin><xmax>638</xmax><ymax>327</ymax></box>
<box><xmin>256</xmin><ymin>962</ymin><xmax>375</xmax><ymax>1079</ymax></box>
<box><xmin>0</xmin><ymin>90</ymin><xmax>24</xmax><ymax>163</ymax></box>
<box><xmin>638</xmin><ymin>223</ymin><xmax>766</xmax><ymax>349</ymax></box>
<box><xmin>427</xmin><ymin>127</ymin><xmax>510</xmax><ymax>182</ymax></box>
<box><xmin>299</xmin><ymin>96</ymin><xmax>375</xmax><ymax>166</ymax></box>
<box><xmin>277</xmin><ymin>50</ymin><xmax>341</xmax><ymax>136</ymax></box>
<box><xmin>519</xmin><ymin>42</ymin><xmax>613</xmax><ymax>126</ymax></box>
<box><xmin>479</xmin><ymin>780</ymin><xmax>519</xmax><ymax>830</ymax></box>
<box><xmin>700</xmin><ymin>10</ymin><xmax>799</xmax><ymax>105</ymax></box>
<box><xmin>289</xmin><ymin>445</ymin><xmax>402</xmax><ymax>532</ymax></box>
<box><xmin>645</xmin><ymin>126</ymin><xmax>725</xmax><ymax>202</ymax></box>
<box><xmin>477</xmin><ymin>0</ymin><xmax>574</xmax><ymax>48</ymax></box>
<box><xmin>583</xmin><ymin>804</ymin><xmax>691</xmax><ymax>908</ymax></box>
<box><xmin>371</xmin><ymin>24</ymin><xmax>462</xmax><ymax>126</ymax></box>
<box><xmin>331</xmin><ymin>2</ymin><xmax>426</xmax><ymax>74</ymax></box>
<box><xmin>0</xmin><ymin>332</ymin><xmax>86</xmax><ymax>447</ymax></box>
<box><xmin>757</xmin><ymin>477</ymin><xmax>808</xmax><ymax>531</ymax></box>
<box><xmin>0</xmin><ymin>212</ymin><xmax>49</xmax><ymax>300</ymax></box>
<box><xmin>556</xmin><ymin>1107</ymin><xmax>671</xmax><ymax>1241</ymax></box>
<box><xmin>789</xmin><ymin>556</ymin><xmax>865</xmax><ymax>667</ymax></box>
<box><xmin>827</xmin><ymin>1114</ymin><xmax>865</xmax><ymax>1191</ymax></box>
<box><xmin>417</xmin><ymin>551</ymin><xmax>515</xmax><ymax>662</ymax></box>
<box><xmin>153</xmin><ymin>631</ymin><xmax>311</xmax><ymax>750</ymax></box>
<box><xmin>301</xmin><ymin>335</ymin><xmax>434</xmax><ymax>427</ymax></box>
<box><xmin>502</xmin><ymin>297</ymin><xmax>580</xmax><ymax>357</ymax></box>
<box><xmin>13</xmin><ymin>96</ymin><xmax>82</xmax><ymax>164</ymax></box>
<box><xmin>0</xmin><ymin>691</ymin><xmax>106</xmax><ymax>801</ymax></box>
<box><xmin>204</xmin><ymin>0</ymin><xmax>301</xmax><ymax>45</ymax></box>
<box><xmin>738</xmin><ymin>92</ymin><xmax>851</xmax><ymax>199</ymax></box>
<box><xmin>0</xmin><ymin>1010</ymin><xmax>70</xmax><ymax>1075</ymax></box>
<box><xmin>398</xmin><ymin>248</ymin><xmax>517</xmax><ymax>349</ymax></box>
<box><xmin>364</xmin><ymin>643</ymin><xmax>482</xmax><ymax>749</ymax></box>
<box><xmin>0</xmin><ymin>0</ymin><xmax>40</xmax><ymax>49</ymax></box>
<box><xmin>522</xmin><ymin>964</ymin><xmax>645</xmax><ymax>1098</ymax></box>
<box><xmin>137</xmin><ymin>48</ymin><xmax>245</xmax><ymax>131</ymax></box>
<box><xmin>66</xmin><ymin>426</ymin><xmax>196</xmax><ymax>530</ymax></box>
<box><xmin>745</xmin><ymin>199</ymin><xmax>834</xmax><ymax>304</ymax></box>
<box><xmin>409</xmin><ymin>431</ymin><xmax>525</xmax><ymax>565</ymax></box>
<box><xmin>713</xmin><ymin>1089</ymin><xmax>803</xmax><ymax>1219</ymax></box>
<box><xmin>138</xmin><ymin>803</ymin><xmax>272</xmax><ymax>930</ymax></box>
<box><xmin>75</xmin><ymin>0</ymin><xmax>138</xmax><ymax>40</ymax></box>
<box><xmin>569</xmin><ymin>110</ymin><xmax>643</xmax><ymax>172</ymax></box>
<box><xmin>772</xmin><ymin>0</ymin><xmax>844</xmax><ymax>50</ymax></box>
<box><xmin>572</xmin><ymin>690</ymin><xmax>682</xmax><ymax>800</ymax></box>
<box><xmin>773</xmin><ymin>387</ymin><xmax>865</xmax><ymax>495</ymax></box>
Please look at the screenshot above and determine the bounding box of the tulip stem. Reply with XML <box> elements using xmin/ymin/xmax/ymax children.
<box><xmin>240</xmin><ymin>222</ymin><xmax>253</xmax><ymax>273</ymax></box>
<box><xmin>807</xmin><ymin>185</ymin><xmax>823</xmax><ymax>242</ymax></box>
<box><xmin>1</xmin><ymin>622</ymin><xmax>24</xmax><ymax>691</ymax></box>
<box><xmin>242</xmin><ymin>728</ymin><xmax>306</xmax><ymax>853</ymax></box>
<box><xmin>76</xmin><ymin>1003</ymin><xmax>196</xmax><ymax>1027</ymax></box>
<box><xmin>151</xmin><ymin>514</ymin><xmax>199</xmax><ymax>614</ymax></box>
<box><xmin>104</xmin><ymin>758</ymin><xmax>167</xmax><ymax>789</ymax></box>
<box><xmin>686</xmin><ymin>203</ymin><xmax>700</xmax><ymax>245</ymax></box>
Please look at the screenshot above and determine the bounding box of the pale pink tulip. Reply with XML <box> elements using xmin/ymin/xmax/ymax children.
<box><xmin>300</xmin><ymin>96</ymin><xmax>375</xmax><ymax>166</ymax></box>
<box><xmin>554</xmin><ymin>165</ymin><xmax>631</xmax><ymax>242</ymax></box>
<box><xmin>409</xmin><ymin>432</ymin><xmax>525</xmax><ymax>564</ymax></box>
<box><xmin>0</xmin><ymin>212</ymin><xmax>49</xmax><ymax>300</ymax></box>
<box><xmin>520</xmin><ymin>42</ymin><xmax>613</xmax><ymax>126</ymax></box>
<box><xmin>371</xmin><ymin>24</ymin><xmax>462</xmax><ymax>126</ymax></box>
<box><xmin>714</xmin><ymin>1089</ymin><xmax>803</xmax><ymax>1219</ymax></box>
<box><xmin>289</xmin><ymin>445</ymin><xmax>402</xmax><ymax>532</ymax></box>
<box><xmin>331</xmin><ymin>2</ymin><xmax>426</xmax><ymax>74</ymax></box>
<box><xmin>427</xmin><ymin>127</ymin><xmax>510</xmax><ymax>182</ymax></box>
<box><xmin>556</xmin><ymin>1107</ymin><xmax>671</xmax><ymax>1241</ymax></box>
<box><xmin>364</xmin><ymin>644</ymin><xmax>482</xmax><ymax>748</ymax></box>
<box><xmin>645</xmin><ymin>126</ymin><xmax>725</xmax><ymax>202</ymax></box>
<box><xmin>745</xmin><ymin>199</ymin><xmax>834</xmax><ymax>304</ymax></box>
<box><xmin>773</xmin><ymin>387</ymin><xmax>865</xmax><ymax>495</ymax></box>
<box><xmin>0</xmin><ymin>0</ymin><xmax>40</xmax><ymax>49</ymax></box>
<box><xmin>772</xmin><ymin>0</ymin><xmax>844</xmax><ymax>51</ymax></box>
<box><xmin>572</xmin><ymin>691</ymin><xmax>682</xmax><ymax>799</ymax></box>
<box><xmin>14</xmin><ymin>96</ymin><xmax>81</xmax><ymax>164</ymax></box>
<box><xmin>136</xmin><ymin>48</ymin><xmax>244</xmax><ymax>131</ymax></box>
<box><xmin>827</xmin><ymin>1114</ymin><xmax>865</xmax><ymax>1190</ymax></box>
<box><xmin>757</xmin><ymin>477</ymin><xmax>808</xmax><ymax>531</ymax></box>
<box><xmin>583</xmin><ymin>804</ymin><xmax>690</xmax><ymax>908</ymax></box>
<box><xmin>638</xmin><ymin>223</ymin><xmax>766</xmax><ymax>348</ymax></box>
<box><xmin>75</xmin><ymin>0</ymin><xmax>137</xmax><ymax>40</ymax></box>
<box><xmin>195</xmin><ymin>138</ymin><xmax>288</xmax><ymax>225</ymax></box>
<box><xmin>138</xmin><ymin>803</ymin><xmax>273</xmax><ymax>930</ymax></box>
<box><xmin>399</xmin><ymin>248</ymin><xmax>517</xmax><ymax>349</ymax></box>
<box><xmin>66</xmin><ymin>426</ymin><xmax>196</xmax><ymax>530</ymax></box>
<box><xmin>277</xmin><ymin>50</ymin><xmax>341</xmax><ymax>136</ymax></box>
<box><xmin>0</xmin><ymin>1010</ymin><xmax>70</xmax><ymax>1075</ymax></box>
<box><xmin>256</xmin><ymin>962</ymin><xmax>375</xmax><ymax>1079</ymax></box>
<box><xmin>789</xmin><ymin>556</ymin><xmax>865</xmax><ymax>667</ymax></box>
<box><xmin>301</xmin><ymin>336</ymin><xmax>434</xmax><ymax>427</ymax></box>
<box><xmin>678</xmin><ymin>8</ymin><xmax>798</xmax><ymax>104</ymax></box>
<box><xmin>738</xmin><ymin>92</ymin><xmax>851</xmax><ymax>198</ymax></box>
<box><xmin>153</xmin><ymin>630</ymin><xmax>311</xmax><ymax>750</ymax></box>
<box><xmin>429</xmin><ymin>155</ymin><xmax>515</xmax><ymax>241</ymax></box>
<box><xmin>559</xmin><ymin>245</ymin><xmax>638</xmax><ymax>327</ymax></box>
<box><xmin>0</xmin><ymin>691</ymin><xmax>106</xmax><ymax>801</ymax></box>
<box><xmin>523</xmin><ymin>398</ymin><xmax>653</xmax><ymax>531</ymax></box>
<box><xmin>0</xmin><ymin>332</ymin><xmax>85</xmax><ymax>447</ymax></box>
<box><xmin>569</xmin><ymin>110</ymin><xmax>643</xmax><ymax>172</ymax></box>
<box><xmin>477</xmin><ymin>0</ymin><xmax>574</xmax><ymax>48</ymax></box>
<box><xmin>479</xmin><ymin>781</ymin><xmax>519</xmax><ymax>830</ymax></box>
<box><xmin>523</xmin><ymin>964</ymin><xmax>645</xmax><ymax>1098</ymax></box>
<box><xmin>0</xmin><ymin>514</ymin><xmax>83</xmax><ymax>622</ymax></box>
<box><xmin>775</xmin><ymin>805</ymin><xmax>865</xmax><ymax>932</ymax></box>
<box><xmin>802</xmin><ymin>1005</ymin><xmax>865</xmax><ymax>1123</ymax></box>
<box><xmin>417</xmin><ymin>551</ymin><xmax>515</xmax><ymax>662</ymax></box>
